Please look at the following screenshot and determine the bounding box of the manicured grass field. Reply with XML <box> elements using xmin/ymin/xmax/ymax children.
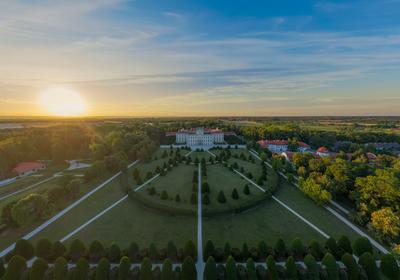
<box><xmin>203</xmin><ymin>164</ymin><xmax>265</xmax><ymax>212</ymax></box>
<box><xmin>187</xmin><ymin>151</ymin><xmax>214</xmax><ymax>162</ymax></box>
<box><xmin>136</xmin><ymin>163</ymin><xmax>197</xmax><ymax>210</ymax></box>
<box><xmin>0</xmin><ymin>147</ymin><xmax>379</xmax><ymax>255</ymax></box>
<box><xmin>0</xmin><ymin>164</ymin><xmax>66</xmax><ymax>197</ymax></box>
<box><xmin>203</xmin><ymin>200</ymin><xmax>325</xmax><ymax>248</ymax></box>
<box><xmin>58</xmin><ymin>199</ymin><xmax>197</xmax><ymax>249</ymax></box>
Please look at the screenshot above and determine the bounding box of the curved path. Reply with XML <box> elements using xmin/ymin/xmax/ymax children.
<box><xmin>248</xmin><ymin>149</ymin><xmax>389</xmax><ymax>254</ymax></box>
<box><xmin>234</xmin><ymin>169</ymin><xmax>330</xmax><ymax>239</ymax></box>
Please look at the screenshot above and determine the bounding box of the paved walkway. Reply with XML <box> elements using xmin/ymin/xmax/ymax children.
<box><xmin>0</xmin><ymin>160</ymin><xmax>139</xmax><ymax>258</ymax></box>
<box><xmin>206</xmin><ymin>150</ymin><xmax>217</xmax><ymax>157</ymax></box>
<box><xmin>58</xmin><ymin>173</ymin><xmax>161</xmax><ymax>243</ymax></box>
<box><xmin>197</xmin><ymin>163</ymin><xmax>204</xmax><ymax>279</ymax></box>
<box><xmin>249</xmin><ymin>149</ymin><xmax>388</xmax><ymax>254</ymax></box>
<box><xmin>184</xmin><ymin>150</ymin><xmax>194</xmax><ymax>157</ymax></box>
<box><xmin>233</xmin><ymin>169</ymin><xmax>330</xmax><ymax>239</ymax></box>
<box><xmin>0</xmin><ymin>175</ymin><xmax>58</xmax><ymax>202</ymax></box>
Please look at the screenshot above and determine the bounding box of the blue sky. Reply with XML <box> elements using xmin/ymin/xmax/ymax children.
<box><xmin>1</xmin><ymin>0</ymin><xmax>400</xmax><ymax>116</ymax></box>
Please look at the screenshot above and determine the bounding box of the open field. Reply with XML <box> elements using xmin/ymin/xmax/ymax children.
<box><xmin>0</xmin><ymin>147</ymin><xmax>385</xmax><ymax>258</ymax></box>
<box><xmin>136</xmin><ymin>163</ymin><xmax>197</xmax><ymax>210</ymax></box>
<box><xmin>203</xmin><ymin>164</ymin><xmax>265</xmax><ymax>212</ymax></box>
<box><xmin>0</xmin><ymin>164</ymin><xmax>66</xmax><ymax>196</ymax></box>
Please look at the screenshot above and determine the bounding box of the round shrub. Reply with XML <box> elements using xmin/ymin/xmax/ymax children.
<box><xmin>205</xmin><ymin>256</ymin><xmax>217</xmax><ymax>280</ymax></box>
<box><xmin>309</xmin><ymin>240</ymin><xmax>323</xmax><ymax>260</ymax></box>
<box><xmin>226</xmin><ymin>256</ymin><xmax>236</xmax><ymax>280</ymax></box>
<box><xmin>14</xmin><ymin>239</ymin><xmax>34</xmax><ymax>260</ymax></box>
<box><xmin>243</xmin><ymin>184</ymin><xmax>250</xmax><ymax>195</ymax></box>
<box><xmin>0</xmin><ymin>258</ymin><xmax>4</xmax><ymax>278</ymax></box>
<box><xmin>358</xmin><ymin>252</ymin><xmax>380</xmax><ymax>280</ymax></box>
<box><xmin>69</xmin><ymin>239</ymin><xmax>86</xmax><ymax>262</ymax></box>
<box><xmin>246</xmin><ymin>258</ymin><xmax>257</xmax><ymax>280</ymax></box>
<box><xmin>380</xmin><ymin>254</ymin><xmax>400</xmax><ymax>280</ymax></box>
<box><xmin>54</xmin><ymin>257</ymin><xmax>68</xmax><ymax>280</ymax></box>
<box><xmin>241</xmin><ymin>243</ymin><xmax>249</xmax><ymax>260</ymax></box>
<box><xmin>108</xmin><ymin>243</ymin><xmax>121</xmax><ymax>262</ymax></box>
<box><xmin>290</xmin><ymin>238</ymin><xmax>305</xmax><ymax>260</ymax></box>
<box><xmin>204</xmin><ymin>240</ymin><xmax>215</xmax><ymax>260</ymax></box>
<box><xmin>89</xmin><ymin>240</ymin><xmax>105</xmax><ymax>262</ymax></box>
<box><xmin>274</xmin><ymin>238</ymin><xmax>287</xmax><ymax>259</ymax></box>
<box><xmin>73</xmin><ymin>257</ymin><xmax>89</xmax><ymax>280</ymax></box>
<box><xmin>337</xmin><ymin>236</ymin><xmax>352</xmax><ymax>254</ymax></box>
<box><xmin>217</xmin><ymin>191</ymin><xmax>226</xmax><ymax>204</ymax></box>
<box><xmin>167</xmin><ymin>241</ymin><xmax>177</xmax><ymax>260</ymax></box>
<box><xmin>203</xmin><ymin>193</ymin><xmax>210</xmax><ymax>205</ymax></box>
<box><xmin>224</xmin><ymin>243</ymin><xmax>231</xmax><ymax>259</ymax></box>
<box><xmin>139</xmin><ymin>257</ymin><xmax>152</xmax><ymax>280</ymax></box>
<box><xmin>184</xmin><ymin>240</ymin><xmax>196</xmax><ymax>259</ymax></box>
<box><xmin>161</xmin><ymin>258</ymin><xmax>173</xmax><ymax>280</ymax></box>
<box><xmin>95</xmin><ymin>257</ymin><xmax>110</xmax><ymax>280</ymax></box>
<box><xmin>117</xmin><ymin>256</ymin><xmax>131</xmax><ymax>279</ymax></box>
<box><xmin>182</xmin><ymin>256</ymin><xmax>197</xmax><ymax>280</ymax></box>
<box><xmin>321</xmin><ymin>253</ymin><xmax>339</xmax><ymax>280</ymax></box>
<box><xmin>325</xmin><ymin>238</ymin><xmax>339</xmax><ymax>259</ymax></box>
<box><xmin>267</xmin><ymin>255</ymin><xmax>278</xmax><ymax>280</ymax></box>
<box><xmin>127</xmin><ymin>242</ymin><xmax>140</xmax><ymax>262</ymax></box>
<box><xmin>29</xmin><ymin>257</ymin><xmax>49</xmax><ymax>280</ymax></box>
<box><xmin>285</xmin><ymin>256</ymin><xmax>298</xmax><ymax>280</ymax></box>
<box><xmin>161</xmin><ymin>190</ymin><xmax>169</xmax><ymax>200</ymax></box>
<box><xmin>149</xmin><ymin>243</ymin><xmax>158</xmax><ymax>260</ymax></box>
<box><xmin>340</xmin><ymin>253</ymin><xmax>359</xmax><ymax>280</ymax></box>
<box><xmin>352</xmin><ymin>237</ymin><xmax>372</xmax><ymax>257</ymax></box>
<box><xmin>304</xmin><ymin>254</ymin><xmax>319</xmax><ymax>280</ymax></box>
<box><xmin>35</xmin><ymin>238</ymin><xmax>53</xmax><ymax>261</ymax></box>
<box><xmin>4</xmin><ymin>255</ymin><xmax>27</xmax><ymax>280</ymax></box>
<box><xmin>258</xmin><ymin>241</ymin><xmax>268</xmax><ymax>259</ymax></box>
<box><xmin>231</xmin><ymin>188</ymin><xmax>239</xmax><ymax>200</ymax></box>
<box><xmin>52</xmin><ymin>241</ymin><xmax>67</xmax><ymax>260</ymax></box>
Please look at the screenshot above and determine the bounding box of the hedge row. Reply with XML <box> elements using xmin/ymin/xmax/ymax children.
<box><xmin>203</xmin><ymin>252</ymin><xmax>399</xmax><ymax>280</ymax></box>
<box><xmin>3</xmin><ymin>239</ymin><xmax>197</xmax><ymax>263</ymax></box>
<box><xmin>202</xmin><ymin>192</ymin><xmax>271</xmax><ymax>217</ymax></box>
<box><xmin>129</xmin><ymin>191</ymin><xmax>196</xmax><ymax>217</ymax></box>
<box><xmin>203</xmin><ymin>236</ymin><xmax>382</xmax><ymax>263</ymax></box>
<box><xmin>1</xmin><ymin>256</ymin><xmax>197</xmax><ymax>280</ymax></box>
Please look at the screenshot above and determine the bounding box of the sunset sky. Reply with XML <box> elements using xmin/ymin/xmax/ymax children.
<box><xmin>1</xmin><ymin>0</ymin><xmax>400</xmax><ymax>116</ymax></box>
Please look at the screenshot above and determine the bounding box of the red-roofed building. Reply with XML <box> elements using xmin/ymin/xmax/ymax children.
<box><xmin>13</xmin><ymin>162</ymin><xmax>46</xmax><ymax>177</ymax></box>
<box><xmin>282</xmin><ymin>151</ymin><xmax>295</xmax><ymax>162</ymax></box>
<box><xmin>316</xmin><ymin>147</ymin><xmax>330</xmax><ymax>157</ymax></box>
<box><xmin>257</xmin><ymin>139</ymin><xmax>310</xmax><ymax>153</ymax></box>
<box><xmin>366</xmin><ymin>152</ymin><xmax>377</xmax><ymax>163</ymax></box>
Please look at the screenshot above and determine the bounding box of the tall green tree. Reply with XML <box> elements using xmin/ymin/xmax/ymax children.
<box><xmin>204</xmin><ymin>256</ymin><xmax>217</xmax><ymax>280</ymax></box>
<box><xmin>181</xmin><ymin>256</ymin><xmax>197</xmax><ymax>280</ymax></box>
<box><xmin>29</xmin><ymin>258</ymin><xmax>49</xmax><ymax>280</ymax></box>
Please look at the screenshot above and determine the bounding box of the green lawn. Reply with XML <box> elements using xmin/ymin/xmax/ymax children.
<box><xmin>203</xmin><ymin>148</ymin><xmax>362</xmax><ymax>248</ymax></box>
<box><xmin>0</xmin><ymin>147</ymin><xmax>379</xmax><ymax>254</ymax></box>
<box><xmin>203</xmin><ymin>200</ymin><xmax>325</xmax><ymax>248</ymax></box>
<box><xmin>58</xmin><ymin>199</ymin><xmax>197</xmax><ymax>249</ymax></box>
<box><xmin>0</xmin><ymin>172</ymin><xmax>116</xmax><ymax>250</ymax></box>
<box><xmin>187</xmin><ymin>151</ymin><xmax>214</xmax><ymax>162</ymax></box>
<box><xmin>136</xmin><ymin>163</ymin><xmax>197</xmax><ymax>210</ymax></box>
<box><xmin>203</xmin><ymin>164</ymin><xmax>265</xmax><ymax>212</ymax></box>
<box><xmin>0</xmin><ymin>164</ymin><xmax>66</xmax><ymax>197</ymax></box>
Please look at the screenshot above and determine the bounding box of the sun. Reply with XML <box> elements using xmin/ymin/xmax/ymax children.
<box><xmin>39</xmin><ymin>86</ymin><xmax>87</xmax><ymax>117</ymax></box>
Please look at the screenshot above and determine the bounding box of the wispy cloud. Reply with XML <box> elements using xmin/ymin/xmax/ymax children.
<box><xmin>1</xmin><ymin>0</ymin><xmax>400</xmax><ymax>116</ymax></box>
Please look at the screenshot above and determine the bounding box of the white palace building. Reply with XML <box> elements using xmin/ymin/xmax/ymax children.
<box><xmin>166</xmin><ymin>127</ymin><xmax>236</xmax><ymax>149</ymax></box>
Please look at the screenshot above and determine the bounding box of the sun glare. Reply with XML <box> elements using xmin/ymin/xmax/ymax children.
<box><xmin>39</xmin><ymin>86</ymin><xmax>87</xmax><ymax>117</ymax></box>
